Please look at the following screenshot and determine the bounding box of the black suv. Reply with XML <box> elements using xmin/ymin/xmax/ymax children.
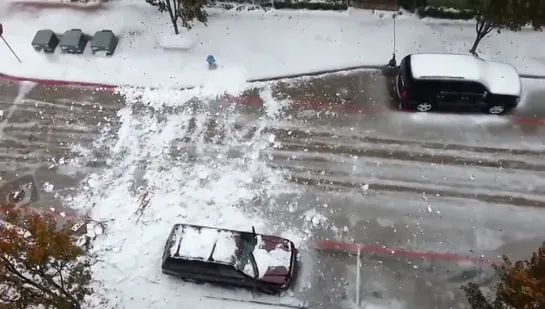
<box><xmin>161</xmin><ymin>224</ymin><xmax>298</xmax><ymax>294</ymax></box>
<box><xmin>395</xmin><ymin>53</ymin><xmax>522</xmax><ymax>114</ymax></box>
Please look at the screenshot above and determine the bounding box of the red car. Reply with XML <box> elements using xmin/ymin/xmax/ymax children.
<box><xmin>161</xmin><ymin>224</ymin><xmax>298</xmax><ymax>294</ymax></box>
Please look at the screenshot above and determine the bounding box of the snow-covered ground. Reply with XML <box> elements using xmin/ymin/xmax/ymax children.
<box><xmin>62</xmin><ymin>80</ymin><xmax>314</xmax><ymax>307</ymax></box>
<box><xmin>1</xmin><ymin>1</ymin><xmax>545</xmax><ymax>87</ymax></box>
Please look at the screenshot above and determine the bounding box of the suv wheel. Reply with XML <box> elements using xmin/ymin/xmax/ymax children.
<box><xmin>415</xmin><ymin>102</ymin><xmax>433</xmax><ymax>112</ymax></box>
<box><xmin>487</xmin><ymin>105</ymin><xmax>506</xmax><ymax>115</ymax></box>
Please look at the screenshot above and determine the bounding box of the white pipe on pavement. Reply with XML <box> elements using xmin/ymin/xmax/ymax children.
<box><xmin>356</xmin><ymin>245</ymin><xmax>360</xmax><ymax>307</ymax></box>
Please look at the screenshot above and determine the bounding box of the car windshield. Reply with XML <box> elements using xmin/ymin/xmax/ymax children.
<box><xmin>235</xmin><ymin>233</ymin><xmax>259</xmax><ymax>278</ymax></box>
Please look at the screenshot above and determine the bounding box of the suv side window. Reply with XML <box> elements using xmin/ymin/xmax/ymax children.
<box><xmin>443</xmin><ymin>81</ymin><xmax>486</xmax><ymax>94</ymax></box>
<box><xmin>440</xmin><ymin>81</ymin><xmax>469</xmax><ymax>93</ymax></box>
<box><xmin>465</xmin><ymin>82</ymin><xmax>487</xmax><ymax>94</ymax></box>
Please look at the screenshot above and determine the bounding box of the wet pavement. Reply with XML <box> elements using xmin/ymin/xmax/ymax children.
<box><xmin>304</xmin><ymin>250</ymin><xmax>497</xmax><ymax>309</ymax></box>
<box><xmin>0</xmin><ymin>82</ymin><xmax>122</xmax><ymax>218</ymax></box>
<box><xmin>1</xmin><ymin>71</ymin><xmax>544</xmax><ymax>309</ymax></box>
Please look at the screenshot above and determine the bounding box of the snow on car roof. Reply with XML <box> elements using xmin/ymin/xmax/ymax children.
<box><xmin>252</xmin><ymin>235</ymin><xmax>292</xmax><ymax>278</ymax></box>
<box><xmin>169</xmin><ymin>225</ymin><xmax>237</xmax><ymax>263</ymax></box>
<box><xmin>213</xmin><ymin>229</ymin><xmax>238</xmax><ymax>263</ymax></box>
<box><xmin>409</xmin><ymin>53</ymin><xmax>521</xmax><ymax>96</ymax></box>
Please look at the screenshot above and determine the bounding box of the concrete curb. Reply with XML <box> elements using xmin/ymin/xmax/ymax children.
<box><xmin>10</xmin><ymin>0</ymin><xmax>105</xmax><ymax>11</ymax></box>
<box><xmin>248</xmin><ymin>65</ymin><xmax>384</xmax><ymax>82</ymax></box>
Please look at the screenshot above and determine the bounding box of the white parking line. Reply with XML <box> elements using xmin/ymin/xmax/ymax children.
<box><xmin>0</xmin><ymin>81</ymin><xmax>35</xmax><ymax>139</ymax></box>
<box><xmin>356</xmin><ymin>245</ymin><xmax>361</xmax><ymax>307</ymax></box>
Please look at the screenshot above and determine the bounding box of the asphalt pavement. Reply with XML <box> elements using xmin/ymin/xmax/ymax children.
<box><xmin>1</xmin><ymin>71</ymin><xmax>544</xmax><ymax>308</ymax></box>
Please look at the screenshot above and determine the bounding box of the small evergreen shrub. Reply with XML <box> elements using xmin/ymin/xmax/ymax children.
<box><xmin>273</xmin><ymin>1</ymin><xmax>348</xmax><ymax>11</ymax></box>
<box><xmin>416</xmin><ymin>5</ymin><xmax>476</xmax><ymax>20</ymax></box>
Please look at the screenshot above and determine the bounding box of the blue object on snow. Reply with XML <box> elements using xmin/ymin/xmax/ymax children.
<box><xmin>207</xmin><ymin>55</ymin><xmax>216</xmax><ymax>65</ymax></box>
<box><xmin>207</xmin><ymin>55</ymin><xmax>217</xmax><ymax>70</ymax></box>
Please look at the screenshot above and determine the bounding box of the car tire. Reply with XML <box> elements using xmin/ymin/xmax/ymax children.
<box><xmin>486</xmin><ymin>104</ymin><xmax>506</xmax><ymax>115</ymax></box>
<box><xmin>415</xmin><ymin>102</ymin><xmax>433</xmax><ymax>112</ymax></box>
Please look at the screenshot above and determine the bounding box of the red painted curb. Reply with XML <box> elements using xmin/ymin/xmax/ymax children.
<box><xmin>0</xmin><ymin>73</ymin><xmax>380</xmax><ymax>113</ymax></box>
<box><xmin>510</xmin><ymin>117</ymin><xmax>545</xmax><ymax>126</ymax></box>
<box><xmin>313</xmin><ymin>239</ymin><xmax>497</xmax><ymax>265</ymax></box>
<box><xmin>0</xmin><ymin>73</ymin><xmax>116</xmax><ymax>89</ymax></box>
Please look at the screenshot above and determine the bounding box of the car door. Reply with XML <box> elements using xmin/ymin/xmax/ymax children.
<box><xmin>185</xmin><ymin>262</ymin><xmax>231</xmax><ymax>284</ymax></box>
<box><xmin>464</xmin><ymin>82</ymin><xmax>487</xmax><ymax>105</ymax></box>
<box><xmin>436</xmin><ymin>81</ymin><xmax>480</xmax><ymax>109</ymax></box>
<box><xmin>218</xmin><ymin>264</ymin><xmax>247</xmax><ymax>286</ymax></box>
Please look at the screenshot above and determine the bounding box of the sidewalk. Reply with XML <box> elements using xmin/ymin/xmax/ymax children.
<box><xmin>1</xmin><ymin>0</ymin><xmax>545</xmax><ymax>88</ymax></box>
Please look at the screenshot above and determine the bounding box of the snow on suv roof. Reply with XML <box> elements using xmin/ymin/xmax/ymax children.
<box><xmin>409</xmin><ymin>53</ymin><xmax>522</xmax><ymax>96</ymax></box>
<box><xmin>167</xmin><ymin>224</ymin><xmax>294</xmax><ymax>274</ymax></box>
<box><xmin>169</xmin><ymin>225</ymin><xmax>238</xmax><ymax>263</ymax></box>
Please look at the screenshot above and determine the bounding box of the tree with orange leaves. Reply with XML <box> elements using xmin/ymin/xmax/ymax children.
<box><xmin>463</xmin><ymin>242</ymin><xmax>545</xmax><ymax>309</ymax></box>
<box><xmin>0</xmin><ymin>208</ymin><xmax>93</xmax><ymax>309</ymax></box>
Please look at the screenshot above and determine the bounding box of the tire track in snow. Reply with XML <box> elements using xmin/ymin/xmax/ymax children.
<box><xmin>161</xmin><ymin>126</ymin><xmax>545</xmax><ymax>207</ymax></box>
<box><xmin>278</xmin><ymin>141</ymin><xmax>545</xmax><ymax>171</ymax></box>
<box><xmin>167</xmin><ymin>120</ymin><xmax>545</xmax><ymax>169</ymax></box>
<box><xmin>116</xmin><ymin>112</ymin><xmax>545</xmax><ymax>208</ymax></box>
<box><xmin>264</xmin><ymin>128</ymin><xmax>545</xmax><ymax>207</ymax></box>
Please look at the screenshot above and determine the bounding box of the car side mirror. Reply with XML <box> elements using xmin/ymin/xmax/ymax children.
<box><xmin>483</xmin><ymin>91</ymin><xmax>488</xmax><ymax>98</ymax></box>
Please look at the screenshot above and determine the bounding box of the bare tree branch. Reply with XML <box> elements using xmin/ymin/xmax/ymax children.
<box><xmin>469</xmin><ymin>0</ymin><xmax>544</xmax><ymax>54</ymax></box>
<box><xmin>0</xmin><ymin>209</ymin><xmax>93</xmax><ymax>308</ymax></box>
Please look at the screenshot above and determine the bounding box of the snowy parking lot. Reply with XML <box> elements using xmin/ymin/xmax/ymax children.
<box><xmin>0</xmin><ymin>71</ymin><xmax>544</xmax><ymax>308</ymax></box>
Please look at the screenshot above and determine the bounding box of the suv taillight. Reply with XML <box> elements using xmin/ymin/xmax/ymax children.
<box><xmin>400</xmin><ymin>89</ymin><xmax>408</xmax><ymax>99</ymax></box>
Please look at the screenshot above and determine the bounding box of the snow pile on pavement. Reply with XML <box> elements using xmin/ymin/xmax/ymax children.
<box><xmin>1</xmin><ymin>2</ymin><xmax>544</xmax><ymax>87</ymax></box>
<box><xmin>64</xmin><ymin>78</ymin><xmax>305</xmax><ymax>307</ymax></box>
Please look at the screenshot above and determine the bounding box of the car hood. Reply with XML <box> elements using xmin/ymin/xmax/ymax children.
<box><xmin>253</xmin><ymin>236</ymin><xmax>293</xmax><ymax>284</ymax></box>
